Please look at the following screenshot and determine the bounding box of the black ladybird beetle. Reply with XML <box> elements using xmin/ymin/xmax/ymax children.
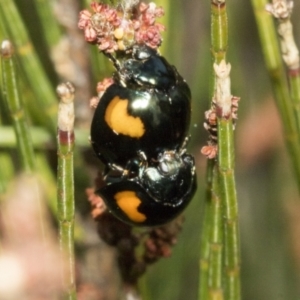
<box><xmin>91</xmin><ymin>44</ymin><xmax>197</xmax><ymax>226</ymax></box>
<box><xmin>91</xmin><ymin>44</ymin><xmax>192</xmax><ymax>168</ymax></box>
<box><xmin>97</xmin><ymin>151</ymin><xmax>196</xmax><ymax>227</ymax></box>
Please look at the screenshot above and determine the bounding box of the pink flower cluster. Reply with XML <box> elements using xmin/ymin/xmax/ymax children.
<box><xmin>78</xmin><ymin>1</ymin><xmax>165</xmax><ymax>53</ymax></box>
<box><xmin>89</xmin><ymin>77</ymin><xmax>114</xmax><ymax>108</ymax></box>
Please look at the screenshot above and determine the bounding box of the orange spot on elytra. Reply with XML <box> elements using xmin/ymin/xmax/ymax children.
<box><xmin>114</xmin><ymin>191</ymin><xmax>146</xmax><ymax>223</ymax></box>
<box><xmin>105</xmin><ymin>96</ymin><xmax>145</xmax><ymax>138</ymax></box>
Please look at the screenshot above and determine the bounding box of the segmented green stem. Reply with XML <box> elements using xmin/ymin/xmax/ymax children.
<box><xmin>217</xmin><ymin>119</ymin><xmax>240</xmax><ymax>300</ymax></box>
<box><xmin>251</xmin><ymin>0</ymin><xmax>300</xmax><ymax>192</ymax></box>
<box><xmin>265</xmin><ymin>1</ymin><xmax>300</xmax><ymax>135</ymax></box>
<box><xmin>57</xmin><ymin>83</ymin><xmax>77</xmax><ymax>300</ymax></box>
<box><xmin>212</xmin><ymin>1</ymin><xmax>240</xmax><ymax>299</ymax></box>
<box><xmin>1</xmin><ymin>39</ymin><xmax>47</xmax><ymax>239</ymax></box>
<box><xmin>199</xmin><ymin>159</ymin><xmax>214</xmax><ymax>300</ymax></box>
<box><xmin>1</xmin><ymin>40</ymin><xmax>35</xmax><ymax>173</ymax></box>
<box><xmin>0</xmin><ymin>0</ymin><xmax>57</xmax><ymax>135</ymax></box>
<box><xmin>200</xmin><ymin>1</ymin><xmax>230</xmax><ymax>298</ymax></box>
<box><xmin>208</xmin><ymin>165</ymin><xmax>224</xmax><ymax>300</ymax></box>
<box><xmin>211</xmin><ymin>2</ymin><xmax>228</xmax><ymax>64</ymax></box>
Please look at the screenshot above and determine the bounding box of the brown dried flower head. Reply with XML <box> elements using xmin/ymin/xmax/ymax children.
<box><xmin>78</xmin><ymin>1</ymin><xmax>165</xmax><ymax>53</ymax></box>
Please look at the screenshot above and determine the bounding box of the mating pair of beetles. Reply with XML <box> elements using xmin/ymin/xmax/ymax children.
<box><xmin>90</xmin><ymin>44</ymin><xmax>197</xmax><ymax>227</ymax></box>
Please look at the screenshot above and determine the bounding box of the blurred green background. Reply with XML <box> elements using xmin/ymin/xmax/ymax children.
<box><xmin>1</xmin><ymin>0</ymin><xmax>300</xmax><ymax>299</ymax></box>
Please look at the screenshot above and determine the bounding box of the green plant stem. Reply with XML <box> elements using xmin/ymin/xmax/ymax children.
<box><xmin>36</xmin><ymin>153</ymin><xmax>84</xmax><ymax>243</ymax></box>
<box><xmin>57</xmin><ymin>83</ymin><xmax>77</xmax><ymax>300</ymax></box>
<box><xmin>57</xmin><ymin>132</ymin><xmax>77</xmax><ymax>300</ymax></box>
<box><xmin>272</xmin><ymin>14</ymin><xmax>300</xmax><ymax>136</ymax></box>
<box><xmin>211</xmin><ymin>0</ymin><xmax>229</xmax><ymax>295</ymax></box>
<box><xmin>211</xmin><ymin>2</ymin><xmax>227</xmax><ymax>65</ymax></box>
<box><xmin>208</xmin><ymin>164</ymin><xmax>224</xmax><ymax>300</ymax></box>
<box><xmin>289</xmin><ymin>72</ymin><xmax>300</xmax><ymax>132</ymax></box>
<box><xmin>0</xmin><ymin>152</ymin><xmax>14</xmax><ymax>194</ymax></box>
<box><xmin>33</xmin><ymin>0</ymin><xmax>62</xmax><ymax>47</ymax></box>
<box><xmin>0</xmin><ymin>126</ymin><xmax>89</xmax><ymax>149</ymax></box>
<box><xmin>199</xmin><ymin>159</ymin><xmax>214</xmax><ymax>300</ymax></box>
<box><xmin>0</xmin><ymin>66</ymin><xmax>14</xmax><ymax>195</ymax></box>
<box><xmin>251</xmin><ymin>0</ymin><xmax>300</xmax><ymax>192</ymax></box>
<box><xmin>0</xmin><ymin>0</ymin><xmax>57</xmax><ymax>135</ymax></box>
<box><xmin>155</xmin><ymin>0</ymin><xmax>171</xmax><ymax>56</ymax></box>
<box><xmin>217</xmin><ymin>119</ymin><xmax>240</xmax><ymax>300</ymax></box>
<box><xmin>1</xmin><ymin>40</ymin><xmax>35</xmax><ymax>173</ymax></box>
<box><xmin>211</xmin><ymin>1</ymin><xmax>240</xmax><ymax>299</ymax></box>
<box><xmin>1</xmin><ymin>40</ymin><xmax>47</xmax><ymax>241</ymax></box>
<box><xmin>199</xmin><ymin>1</ymin><xmax>230</xmax><ymax>299</ymax></box>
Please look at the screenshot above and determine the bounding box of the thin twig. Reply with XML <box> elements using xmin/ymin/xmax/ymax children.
<box><xmin>266</xmin><ymin>0</ymin><xmax>300</xmax><ymax>135</ymax></box>
<box><xmin>207</xmin><ymin>165</ymin><xmax>223</xmax><ymax>300</ymax></box>
<box><xmin>1</xmin><ymin>39</ymin><xmax>47</xmax><ymax>240</ymax></box>
<box><xmin>251</xmin><ymin>0</ymin><xmax>300</xmax><ymax>193</ymax></box>
<box><xmin>1</xmin><ymin>40</ymin><xmax>35</xmax><ymax>173</ymax></box>
<box><xmin>214</xmin><ymin>60</ymin><xmax>240</xmax><ymax>300</ymax></box>
<box><xmin>199</xmin><ymin>160</ymin><xmax>214</xmax><ymax>300</ymax></box>
<box><xmin>0</xmin><ymin>0</ymin><xmax>58</xmax><ymax>135</ymax></box>
<box><xmin>57</xmin><ymin>82</ymin><xmax>77</xmax><ymax>300</ymax></box>
<box><xmin>200</xmin><ymin>1</ymin><xmax>241</xmax><ymax>299</ymax></box>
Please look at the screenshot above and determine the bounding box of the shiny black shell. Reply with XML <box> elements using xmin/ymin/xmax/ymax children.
<box><xmin>91</xmin><ymin>45</ymin><xmax>191</xmax><ymax>167</ymax></box>
<box><xmin>97</xmin><ymin>153</ymin><xmax>196</xmax><ymax>227</ymax></box>
<box><xmin>120</xmin><ymin>44</ymin><xmax>178</xmax><ymax>90</ymax></box>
